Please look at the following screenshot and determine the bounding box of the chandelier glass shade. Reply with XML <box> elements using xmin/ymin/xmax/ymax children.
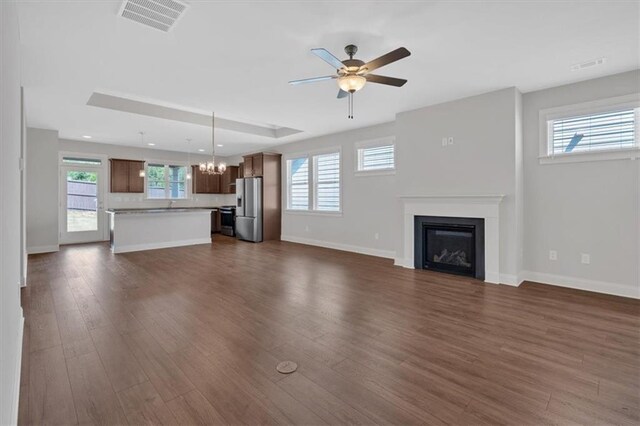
<box><xmin>338</xmin><ymin>75</ymin><xmax>366</xmax><ymax>93</ymax></box>
<box><xmin>199</xmin><ymin>114</ymin><xmax>226</xmax><ymax>175</ymax></box>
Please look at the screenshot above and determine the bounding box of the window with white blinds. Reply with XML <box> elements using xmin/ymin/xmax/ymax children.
<box><xmin>549</xmin><ymin>108</ymin><xmax>638</xmax><ymax>155</ymax></box>
<box><xmin>287</xmin><ymin>157</ymin><xmax>309</xmax><ymax>210</ymax></box>
<box><xmin>314</xmin><ymin>152</ymin><xmax>340</xmax><ymax>211</ymax></box>
<box><xmin>357</xmin><ymin>144</ymin><xmax>395</xmax><ymax>171</ymax></box>
<box><xmin>286</xmin><ymin>151</ymin><xmax>341</xmax><ymax>213</ymax></box>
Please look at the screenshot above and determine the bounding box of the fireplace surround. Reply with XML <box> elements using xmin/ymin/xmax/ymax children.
<box><xmin>414</xmin><ymin>216</ymin><xmax>485</xmax><ymax>280</ymax></box>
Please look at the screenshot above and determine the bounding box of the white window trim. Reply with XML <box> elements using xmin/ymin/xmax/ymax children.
<box><xmin>354</xmin><ymin>136</ymin><xmax>396</xmax><ymax>176</ymax></box>
<box><xmin>284</xmin><ymin>146</ymin><xmax>342</xmax><ymax>216</ymax></box>
<box><xmin>144</xmin><ymin>160</ymin><xmax>190</xmax><ymax>200</ymax></box>
<box><xmin>538</xmin><ymin>93</ymin><xmax>640</xmax><ymax>165</ymax></box>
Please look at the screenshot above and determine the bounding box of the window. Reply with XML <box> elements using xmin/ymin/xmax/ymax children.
<box><xmin>286</xmin><ymin>150</ymin><xmax>341</xmax><ymax>213</ymax></box>
<box><xmin>287</xmin><ymin>157</ymin><xmax>309</xmax><ymax>210</ymax></box>
<box><xmin>550</xmin><ymin>109</ymin><xmax>637</xmax><ymax>155</ymax></box>
<box><xmin>357</xmin><ymin>143</ymin><xmax>395</xmax><ymax>172</ymax></box>
<box><xmin>540</xmin><ymin>94</ymin><xmax>639</xmax><ymax>164</ymax></box>
<box><xmin>147</xmin><ymin>163</ymin><xmax>187</xmax><ymax>199</ymax></box>
<box><xmin>62</xmin><ymin>157</ymin><xmax>102</xmax><ymax>166</ymax></box>
<box><xmin>314</xmin><ymin>152</ymin><xmax>340</xmax><ymax>211</ymax></box>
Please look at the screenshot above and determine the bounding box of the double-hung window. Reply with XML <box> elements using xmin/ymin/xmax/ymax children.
<box><xmin>147</xmin><ymin>163</ymin><xmax>188</xmax><ymax>199</ymax></box>
<box><xmin>356</xmin><ymin>138</ymin><xmax>395</xmax><ymax>173</ymax></box>
<box><xmin>540</xmin><ymin>94</ymin><xmax>639</xmax><ymax>163</ymax></box>
<box><xmin>286</xmin><ymin>150</ymin><xmax>341</xmax><ymax>213</ymax></box>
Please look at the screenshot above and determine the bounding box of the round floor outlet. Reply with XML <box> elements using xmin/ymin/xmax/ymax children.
<box><xmin>276</xmin><ymin>360</ymin><xmax>298</xmax><ymax>374</ymax></box>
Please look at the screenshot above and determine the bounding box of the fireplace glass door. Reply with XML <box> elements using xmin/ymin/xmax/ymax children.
<box><xmin>423</xmin><ymin>225</ymin><xmax>475</xmax><ymax>276</ymax></box>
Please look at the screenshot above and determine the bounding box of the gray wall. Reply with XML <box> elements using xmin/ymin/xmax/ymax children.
<box><xmin>274</xmin><ymin>122</ymin><xmax>397</xmax><ymax>258</ymax></box>
<box><xmin>394</xmin><ymin>87</ymin><xmax>523</xmax><ymax>281</ymax></box>
<box><xmin>522</xmin><ymin>70</ymin><xmax>640</xmax><ymax>297</ymax></box>
<box><xmin>1</xmin><ymin>2</ymin><xmax>25</xmax><ymax>423</ymax></box>
<box><xmin>26</xmin><ymin>128</ymin><xmax>59</xmax><ymax>252</ymax></box>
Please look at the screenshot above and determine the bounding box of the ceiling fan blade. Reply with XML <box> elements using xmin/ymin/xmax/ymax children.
<box><xmin>365</xmin><ymin>74</ymin><xmax>407</xmax><ymax>87</ymax></box>
<box><xmin>337</xmin><ymin>89</ymin><xmax>349</xmax><ymax>99</ymax></box>
<box><xmin>311</xmin><ymin>48</ymin><xmax>345</xmax><ymax>70</ymax></box>
<box><xmin>288</xmin><ymin>75</ymin><xmax>336</xmax><ymax>85</ymax></box>
<box><xmin>361</xmin><ymin>47</ymin><xmax>411</xmax><ymax>73</ymax></box>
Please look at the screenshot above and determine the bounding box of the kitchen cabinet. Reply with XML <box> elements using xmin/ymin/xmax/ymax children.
<box><xmin>242</xmin><ymin>153</ymin><xmax>263</xmax><ymax>177</ymax></box>
<box><xmin>109</xmin><ymin>159</ymin><xmax>145</xmax><ymax>193</ymax></box>
<box><xmin>238</xmin><ymin>162</ymin><xmax>244</xmax><ymax>178</ymax></box>
<box><xmin>221</xmin><ymin>166</ymin><xmax>238</xmax><ymax>194</ymax></box>
<box><xmin>192</xmin><ymin>165</ymin><xmax>221</xmax><ymax>194</ymax></box>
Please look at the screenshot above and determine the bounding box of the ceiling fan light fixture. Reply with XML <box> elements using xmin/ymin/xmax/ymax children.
<box><xmin>338</xmin><ymin>75</ymin><xmax>366</xmax><ymax>93</ymax></box>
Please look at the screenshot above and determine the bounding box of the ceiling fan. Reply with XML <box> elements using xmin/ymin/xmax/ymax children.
<box><xmin>289</xmin><ymin>44</ymin><xmax>411</xmax><ymax>119</ymax></box>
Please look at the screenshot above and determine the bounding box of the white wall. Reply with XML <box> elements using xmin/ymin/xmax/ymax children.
<box><xmin>1</xmin><ymin>2</ymin><xmax>25</xmax><ymax>424</ymax></box>
<box><xmin>395</xmin><ymin>87</ymin><xmax>523</xmax><ymax>282</ymax></box>
<box><xmin>274</xmin><ymin>122</ymin><xmax>397</xmax><ymax>258</ymax></box>
<box><xmin>522</xmin><ymin>70</ymin><xmax>640</xmax><ymax>298</ymax></box>
<box><xmin>26</xmin><ymin>128</ymin><xmax>59</xmax><ymax>253</ymax></box>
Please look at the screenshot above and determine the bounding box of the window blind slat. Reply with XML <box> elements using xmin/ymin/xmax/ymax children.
<box><xmin>315</xmin><ymin>152</ymin><xmax>340</xmax><ymax>211</ymax></box>
<box><xmin>358</xmin><ymin>144</ymin><xmax>395</xmax><ymax>171</ymax></box>
<box><xmin>551</xmin><ymin>108</ymin><xmax>637</xmax><ymax>154</ymax></box>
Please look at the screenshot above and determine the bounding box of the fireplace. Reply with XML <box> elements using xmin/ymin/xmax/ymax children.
<box><xmin>414</xmin><ymin>216</ymin><xmax>485</xmax><ymax>280</ymax></box>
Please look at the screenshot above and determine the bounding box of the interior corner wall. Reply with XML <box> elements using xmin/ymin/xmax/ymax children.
<box><xmin>394</xmin><ymin>88</ymin><xmax>521</xmax><ymax>282</ymax></box>
<box><xmin>1</xmin><ymin>2</ymin><xmax>25</xmax><ymax>424</ymax></box>
<box><xmin>274</xmin><ymin>122</ymin><xmax>397</xmax><ymax>258</ymax></box>
<box><xmin>522</xmin><ymin>70</ymin><xmax>640</xmax><ymax>298</ymax></box>
<box><xmin>26</xmin><ymin>127</ymin><xmax>59</xmax><ymax>253</ymax></box>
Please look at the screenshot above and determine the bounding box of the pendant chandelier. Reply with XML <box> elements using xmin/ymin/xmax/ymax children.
<box><xmin>138</xmin><ymin>132</ymin><xmax>146</xmax><ymax>177</ymax></box>
<box><xmin>199</xmin><ymin>113</ymin><xmax>226</xmax><ymax>175</ymax></box>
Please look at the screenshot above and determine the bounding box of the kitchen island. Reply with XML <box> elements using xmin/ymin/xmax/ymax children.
<box><xmin>107</xmin><ymin>208</ymin><xmax>216</xmax><ymax>253</ymax></box>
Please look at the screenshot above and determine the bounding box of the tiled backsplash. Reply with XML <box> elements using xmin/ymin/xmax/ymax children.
<box><xmin>107</xmin><ymin>193</ymin><xmax>236</xmax><ymax>209</ymax></box>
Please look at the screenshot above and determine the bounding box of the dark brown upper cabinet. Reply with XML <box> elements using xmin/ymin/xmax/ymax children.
<box><xmin>242</xmin><ymin>153</ymin><xmax>263</xmax><ymax>177</ymax></box>
<box><xmin>109</xmin><ymin>159</ymin><xmax>145</xmax><ymax>193</ymax></box>
<box><xmin>221</xmin><ymin>166</ymin><xmax>238</xmax><ymax>194</ymax></box>
<box><xmin>192</xmin><ymin>165</ymin><xmax>220</xmax><ymax>194</ymax></box>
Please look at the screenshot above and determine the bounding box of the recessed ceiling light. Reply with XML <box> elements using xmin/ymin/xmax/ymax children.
<box><xmin>82</xmin><ymin>135</ymin><xmax>92</xmax><ymax>139</ymax></box>
<box><xmin>217</xmin><ymin>144</ymin><xmax>224</xmax><ymax>147</ymax></box>
<box><xmin>198</xmin><ymin>149</ymin><xmax>205</xmax><ymax>152</ymax></box>
<box><xmin>147</xmin><ymin>143</ymin><xmax>155</xmax><ymax>146</ymax></box>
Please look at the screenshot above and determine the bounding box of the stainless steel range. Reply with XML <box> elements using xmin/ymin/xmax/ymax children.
<box><xmin>219</xmin><ymin>205</ymin><xmax>236</xmax><ymax>237</ymax></box>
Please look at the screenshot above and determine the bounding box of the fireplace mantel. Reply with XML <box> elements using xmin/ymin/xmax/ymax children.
<box><xmin>399</xmin><ymin>194</ymin><xmax>505</xmax><ymax>204</ymax></box>
<box><xmin>397</xmin><ymin>194</ymin><xmax>505</xmax><ymax>284</ymax></box>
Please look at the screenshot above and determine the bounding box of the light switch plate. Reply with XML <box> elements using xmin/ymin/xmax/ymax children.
<box><xmin>549</xmin><ymin>250</ymin><xmax>557</xmax><ymax>261</ymax></box>
<box><xmin>581</xmin><ymin>253</ymin><xmax>590</xmax><ymax>264</ymax></box>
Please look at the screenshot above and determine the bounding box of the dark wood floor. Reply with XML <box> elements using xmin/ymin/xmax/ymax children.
<box><xmin>19</xmin><ymin>236</ymin><xmax>639</xmax><ymax>425</ymax></box>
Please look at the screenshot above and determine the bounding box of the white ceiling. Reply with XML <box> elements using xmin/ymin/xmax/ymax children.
<box><xmin>18</xmin><ymin>0</ymin><xmax>640</xmax><ymax>156</ymax></box>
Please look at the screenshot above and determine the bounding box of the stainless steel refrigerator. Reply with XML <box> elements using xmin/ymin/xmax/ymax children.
<box><xmin>235</xmin><ymin>177</ymin><xmax>263</xmax><ymax>242</ymax></box>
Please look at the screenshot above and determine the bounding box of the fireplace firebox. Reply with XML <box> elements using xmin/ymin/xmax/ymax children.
<box><xmin>414</xmin><ymin>216</ymin><xmax>484</xmax><ymax>280</ymax></box>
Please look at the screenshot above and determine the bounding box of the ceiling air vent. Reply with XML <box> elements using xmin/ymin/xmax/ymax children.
<box><xmin>119</xmin><ymin>0</ymin><xmax>188</xmax><ymax>32</ymax></box>
<box><xmin>570</xmin><ymin>57</ymin><xmax>606</xmax><ymax>71</ymax></box>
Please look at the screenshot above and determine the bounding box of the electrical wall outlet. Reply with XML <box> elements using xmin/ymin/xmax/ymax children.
<box><xmin>374</xmin><ymin>232</ymin><xmax>379</xmax><ymax>240</ymax></box>
<box><xmin>549</xmin><ymin>250</ymin><xmax>558</xmax><ymax>261</ymax></box>
<box><xmin>581</xmin><ymin>253</ymin><xmax>591</xmax><ymax>264</ymax></box>
<box><xmin>441</xmin><ymin>137</ymin><xmax>447</xmax><ymax>147</ymax></box>
<box><xmin>448</xmin><ymin>137</ymin><xmax>454</xmax><ymax>145</ymax></box>
<box><xmin>305</xmin><ymin>225</ymin><xmax>310</xmax><ymax>232</ymax></box>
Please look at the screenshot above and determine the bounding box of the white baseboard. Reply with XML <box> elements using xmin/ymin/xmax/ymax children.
<box><xmin>26</xmin><ymin>244</ymin><xmax>59</xmax><ymax>254</ymax></box>
<box><xmin>281</xmin><ymin>235</ymin><xmax>396</xmax><ymax>259</ymax></box>
<box><xmin>499</xmin><ymin>273</ymin><xmax>522</xmax><ymax>287</ymax></box>
<box><xmin>10</xmin><ymin>312</ymin><xmax>24</xmax><ymax>426</ymax></box>
<box><xmin>112</xmin><ymin>238</ymin><xmax>212</xmax><ymax>254</ymax></box>
<box><xmin>522</xmin><ymin>270</ymin><xmax>639</xmax><ymax>299</ymax></box>
<box><xmin>394</xmin><ymin>257</ymin><xmax>413</xmax><ymax>268</ymax></box>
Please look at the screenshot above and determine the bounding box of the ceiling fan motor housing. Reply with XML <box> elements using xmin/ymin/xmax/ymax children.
<box><xmin>344</xmin><ymin>44</ymin><xmax>358</xmax><ymax>58</ymax></box>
